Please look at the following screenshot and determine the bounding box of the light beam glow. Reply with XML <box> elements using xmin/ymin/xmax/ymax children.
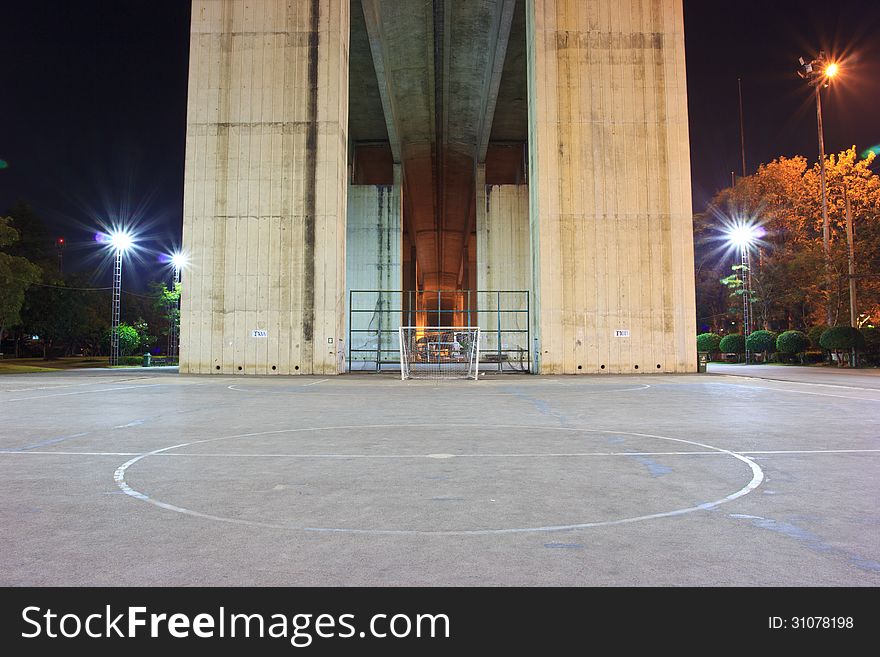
<box><xmin>725</xmin><ymin>222</ymin><xmax>760</xmax><ymax>249</ymax></box>
<box><xmin>108</xmin><ymin>229</ymin><xmax>134</xmax><ymax>253</ymax></box>
<box><xmin>170</xmin><ymin>251</ymin><xmax>188</xmax><ymax>271</ymax></box>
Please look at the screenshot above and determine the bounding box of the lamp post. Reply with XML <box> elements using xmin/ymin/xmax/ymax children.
<box><xmin>105</xmin><ymin>230</ymin><xmax>134</xmax><ymax>366</ymax></box>
<box><xmin>168</xmin><ymin>251</ymin><xmax>187</xmax><ymax>362</ymax></box>
<box><xmin>727</xmin><ymin>223</ymin><xmax>759</xmax><ymax>364</ymax></box>
<box><xmin>798</xmin><ymin>51</ymin><xmax>839</xmax><ymax>326</ymax></box>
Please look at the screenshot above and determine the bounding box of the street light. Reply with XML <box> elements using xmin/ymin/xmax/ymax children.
<box><xmin>798</xmin><ymin>51</ymin><xmax>840</xmax><ymax>326</ymax></box>
<box><xmin>726</xmin><ymin>221</ymin><xmax>759</xmax><ymax>364</ymax></box>
<box><xmin>166</xmin><ymin>250</ymin><xmax>188</xmax><ymax>362</ymax></box>
<box><xmin>170</xmin><ymin>252</ymin><xmax>187</xmax><ymax>282</ymax></box>
<box><xmin>99</xmin><ymin>229</ymin><xmax>135</xmax><ymax>366</ymax></box>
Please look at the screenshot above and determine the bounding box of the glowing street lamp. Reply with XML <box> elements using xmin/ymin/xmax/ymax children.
<box><xmin>169</xmin><ymin>251</ymin><xmax>188</xmax><ymax>283</ymax></box>
<box><xmin>798</xmin><ymin>51</ymin><xmax>840</xmax><ymax>326</ymax></box>
<box><xmin>726</xmin><ymin>222</ymin><xmax>759</xmax><ymax>364</ymax></box>
<box><xmin>166</xmin><ymin>250</ymin><xmax>188</xmax><ymax>362</ymax></box>
<box><xmin>100</xmin><ymin>229</ymin><xmax>135</xmax><ymax>366</ymax></box>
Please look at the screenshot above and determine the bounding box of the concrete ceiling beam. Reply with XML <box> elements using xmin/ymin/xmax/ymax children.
<box><xmin>475</xmin><ymin>0</ymin><xmax>516</xmax><ymax>164</ymax></box>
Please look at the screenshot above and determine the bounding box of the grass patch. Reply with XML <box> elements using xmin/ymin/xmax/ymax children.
<box><xmin>0</xmin><ymin>363</ymin><xmax>59</xmax><ymax>374</ymax></box>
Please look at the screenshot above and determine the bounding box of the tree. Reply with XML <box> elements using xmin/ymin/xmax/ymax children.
<box><xmin>862</xmin><ymin>328</ymin><xmax>880</xmax><ymax>365</ymax></box>
<box><xmin>696</xmin><ymin>333</ymin><xmax>722</xmax><ymax>353</ymax></box>
<box><xmin>746</xmin><ymin>330</ymin><xmax>777</xmax><ymax>362</ymax></box>
<box><xmin>4</xmin><ymin>202</ymin><xmax>57</xmax><ymax>273</ymax></box>
<box><xmin>132</xmin><ymin>318</ymin><xmax>155</xmax><ymax>353</ymax></box>
<box><xmin>149</xmin><ymin>281</ymin><xmax>181</xmax><ymax>354</ymax></box>
<box><xmin>694</xmin><ymin>148</ymin><xmax>880</xmax><ymax>332</ymax></box>
<box><xmin>719</xmin><ymin>334</ymin><xmax>745</xmax><ymax>357</ymax></box>
<box><xmin>807</xmin><ymin>325</ymin><xmax>828</xmax><ymax>350</ymax></box>
<box><xmin>776</xmin><ymin>330</ymin><xmax>810</xmax><ymax>363</ymax></box>
<box><xmin>0</xmin><ymin>217</ymin><xmax>41</xmax><ymax>344</ymax></box>
<box><xmin>106</xmin><ymin>323</ymin><xmax>141</xmax><ymax>357</ymax></box>
<box><xmin>819</xmin><ymin>326</ymin><xmax>865</xmax><ymax>367</ymax></box>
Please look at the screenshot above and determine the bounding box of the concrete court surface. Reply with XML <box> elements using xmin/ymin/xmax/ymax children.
<box><xmin>1</xmin><ymin>366</ymin><xmax>878</xmax><ymax>586</ymax></box>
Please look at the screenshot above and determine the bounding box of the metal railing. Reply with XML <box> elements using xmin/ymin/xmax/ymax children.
<box><xmin>348</xmin><ymin>289</ymin><xmax>530</xmax><ymax>373</ymax></box>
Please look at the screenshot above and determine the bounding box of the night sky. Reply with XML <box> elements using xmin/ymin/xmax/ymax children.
<box><xmin>1</xmin><ymin>0</ymin><xmax>879</xmax><ymax>286</ymax></box>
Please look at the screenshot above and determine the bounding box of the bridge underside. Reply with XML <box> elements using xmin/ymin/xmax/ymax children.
<box><xmin>181</xmin><ymin>0</ymin><xmax>697</xmax><ymax>375</ymax></box>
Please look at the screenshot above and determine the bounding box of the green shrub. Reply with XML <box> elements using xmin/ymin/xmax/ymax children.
<box><xmin>862</xmin><ymin>328</ymin><xmax>880</xmax><ymax>365</ymax></box>
<box><xmin>862</xmin><ymin>327</ymin><xmax>880</xmax><ymax>353</ymax></box>
<box><xmin>776</xmin><ymin>330</ymin><xmax>809</xmax><ymax>363</ymax></box>
<box><xmin>819</xmin><ymin>326</ymin><xmax>866</xmax><ymax>351</ymax></box>
<box><xmin>807</xmin><ymin>325</ymin><xmax>828</xmax><ymax>349</ymax></box>
<box><xmin>746</xmin><ymin>330</ymin><xmax>777</xmax><ymax>358</ymax></box>
<box><xmin>820</xmin><ymin>326</ymin><xmax>866</xmax><ymax>366</ymax></box>
<box><xmin>719</xmin><ymin>333</ymin><xmax>745</xmax><ymax>354</ymax></box>
<box><xmin>776</xmin><ymin>330</ymin><xmax>810</xmax><ymax>355</ymax></box>
<box><xmin>105</xmin><ymin>323</ymin><xmax>141</xmax><ymax>356</ymax></box>
<box><xmin>696</xmin><ymin>332</ymin><xmax>722</xmax><ymax>353</ymax></box>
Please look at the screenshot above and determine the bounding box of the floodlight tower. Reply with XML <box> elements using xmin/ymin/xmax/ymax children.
<box><xmin>798</xmin><ymin>51</ymin><xmax>839</xmax><ymax>326</ymax></box>
<box><xmin>168</xmin><ymin>251</ymin><xmax>187</xmax><ymax>362</ymax></box>
<box><xmin>107</xmin><ymin>230</ymin><xmax>134</xmax><ymax>366</ymax></box>
<box><xmin>727</xmin><ymin>223</ymin><xmax>758</xmax><ymax>364</ymax></box>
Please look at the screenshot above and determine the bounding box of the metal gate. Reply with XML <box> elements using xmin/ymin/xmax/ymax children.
<box><xmin>347</xmin><ymin>290</ymin><xmax>530</xmax><ymax>373</ymax></box>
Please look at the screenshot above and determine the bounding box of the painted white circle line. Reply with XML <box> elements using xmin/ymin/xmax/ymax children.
<box><xmin>113</xmin><ymin>423</ymin><xmax>764</xmax><ymax>536</ymax></box>
<box><xmin>7</xmin><ymin>383</ymin><xmax>163</xmax><ymax>403</ymax></box>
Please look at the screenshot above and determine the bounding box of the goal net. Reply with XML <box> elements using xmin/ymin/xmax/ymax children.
<box><xmin>399</xmin><ymin>327</ymin><xmax>481</xmax><ymax>380</ymax></box>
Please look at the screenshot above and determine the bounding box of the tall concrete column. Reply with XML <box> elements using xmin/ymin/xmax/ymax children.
<box><xmin>180</xmin><ymin>0</ymin><xmax>349</xmax><ymax>375</ymax></box>
<box><xmin>526</xmin><ymin>0</ymin><xmax>697</xmax><ymax>373</ymax></box>
<box><xmin>476</xmin><ymin>163</ymin><xmax>531</xmax><ymax>356</ymax></box>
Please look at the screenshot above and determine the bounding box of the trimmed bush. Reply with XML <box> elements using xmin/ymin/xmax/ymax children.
<box><xmin>696</xmin><ymin>332</ymin><xmax>722</xmax><ymax>353</ymax></box>
<box><xmin>746</xmin><ymin>330</ymin><xmax>777</xmax><ymax>360</ymax></box>
<box><xmin>776</xmin><ymin>330</ymin><xmax>810</xmax><ymax>363</ymax></box>
<box><xmin>820</xmin><ymin>326</ymin><xmax>866</xmax><ymax>366</ymax></box>
<box><xmin>862</xmin><ymin>328</ymin><xmax>880</xmax><ymax>365</ymax></box>
<box><xmin>807</xmin><ymin>325</ymin><xmax>828</xmax><ymax>349</ymax></box>
<box><xmin>776</xmin><ymin>330</ymin><xmax>810</xmax><ymax>355</ymax></box>
<box><xmin>719</xmin><ymin>333</ymin><xmax>745</xmax><ymax>355</ymax></box>
<box><xmin>819</xmin><ymin>326</ymin><xmax>866</xmax><ymax>351</ymax></box>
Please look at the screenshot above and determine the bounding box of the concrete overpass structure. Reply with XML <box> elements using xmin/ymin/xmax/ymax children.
<box><xmin>180</xmin><ymin>0</ymin><xmax>697</xmax><ymax>375</ymax></box>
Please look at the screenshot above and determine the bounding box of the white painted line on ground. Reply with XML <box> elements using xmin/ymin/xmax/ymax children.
<box><xmin>2</xmin><ymin>380</ymin><xmax>115</xmax><ymax>393</ymax></box>
<box><xmin>5</xmin><ymin>384</ymin><xmax>163</xmax><ymax>402</ymax></box>
<box><xmin>0</xmin><ymin>450</ymin><xmax>143</xmax><ymax>456</ymax></box>
<box><xmin>719</xmin><ymin>374</ymin><xmax>880</xmax><ymax>392</ymax></box>
<box><xmin>747</xmin><ymin>385</ymin><xmax>880</xmax><ymax>401</ymax></box>
<box><xmin>227</xmin><ymin>379</ymin><xmax>329</xmax><ymax>392</ymax></box>
<box><xmin>3</xmin><ymin>446</ymin><xmax>878</xmax><ymax>459</ymax></box>
<box><xmin>111</xmin><ymin>424</ymin><xmax>765</xmax><ymax>535</ymax></box>
<box><xmin>737</xmin><ymin>448</ymin><xmax>880</xmax><ymax>455</ymax></box>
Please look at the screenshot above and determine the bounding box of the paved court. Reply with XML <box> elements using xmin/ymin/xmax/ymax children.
<box><xmin>1</xmin><ymin>367</ymin><xmax>878</xmax><ymax>586</ymax></box>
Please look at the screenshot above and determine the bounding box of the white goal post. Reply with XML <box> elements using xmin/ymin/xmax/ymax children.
<box><xmin>399</xmin><ymin>327</ymin><xmax>481</xmax><ymax>380</ymax></box>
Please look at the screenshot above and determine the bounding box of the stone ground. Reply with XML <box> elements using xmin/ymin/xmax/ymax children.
<box><xmin>1</xmin><ymin>365</ymin><xmax>878</xmax><ymax>586</ymax></box>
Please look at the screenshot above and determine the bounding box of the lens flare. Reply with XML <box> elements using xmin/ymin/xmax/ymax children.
<box><xmin>726</xmin><ymin>222</ymin><xmax>761</xmax><ymax>249</ymax></box>
<box><xmin>170</xmin><ymin>252</ymin><xmax>188</xmax><ymax>270</ymax></box>
<box><xmin>108</xmin><ymin>230</ymin><xmax>134</xmax><ymax>253</ymax></box>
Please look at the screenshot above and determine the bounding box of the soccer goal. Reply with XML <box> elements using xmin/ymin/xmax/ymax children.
<box><xmin>399</xmin><ymin>327</ymin><xmax>481</xmax><ymax>380</ymax></box>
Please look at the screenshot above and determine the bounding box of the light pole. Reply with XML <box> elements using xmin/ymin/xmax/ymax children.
<box><xmin>168</xmin><ymin>251</ymin><xmax>187</xmax><ymax>362</ymax></box>
<box><xmin>798</xmin><ymin>52</ymin><xmax>839</xmax><ymax>326</ymax></box>
<box><xmin>104</xmin><ymin>230</ymin><xmax>134</xmax><ymax>366</ymax></box>
<box><xmin>727</xmin><ymin>222</ymin><xmax>759</xmax><ymax>364</ymax></box>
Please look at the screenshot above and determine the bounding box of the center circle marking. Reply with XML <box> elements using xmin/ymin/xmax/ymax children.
<box><xmin>114</xmin><ymin>424</ymin><xmax>764</xmax><ymax>535</ymax></box>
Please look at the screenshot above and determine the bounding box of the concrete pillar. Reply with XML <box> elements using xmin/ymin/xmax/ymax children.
<box><xmin>180</xmin><ymin>0</ymin><xmax>349</xmax><ymax>375</ymax></box>
<box><xmin>526</xmin><ymin>0</ymin><xmax>697</xmax><ymax>374</ymax></box>
<box><xmin>345</xmin><ymin>165</ymin><xmax>402</xmax><ymax>370</ymax></box>
<box><xmin>477</xmin><ymin>161</ymin><xmax>530</xmax><ymax>358</ymax></box>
